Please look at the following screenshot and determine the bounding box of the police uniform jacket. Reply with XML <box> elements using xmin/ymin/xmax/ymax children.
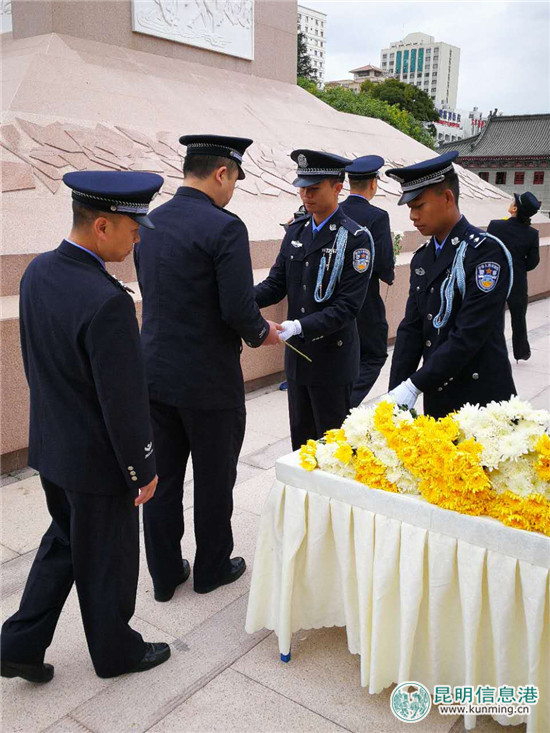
<box><xmin>389</xmin><ymin>216</ymin><xmax>516</xmax><ymax>418</ymax></box>
<box><xmin>135</xmin><ymin>187</ymin><xmax>269</xmax><ymax>410</ymax></box>
<box><xmin>255</xmin><ymin>207</ymin><xmax>373</xmax><ymax>385</ymax></box>
<box><xmin>340</xmin><ymin>195</ymin><xmax>394</xmax><ymax>327</ymax></box>
<box><xmin>20</xmin><ymin>240</ymin><xmax>156</xmax><ymax>494</ymax></box>
<box><xmin>487</xmin><ymin>217</ymin><xmax>540</xmax><ymax>291</ymax></box>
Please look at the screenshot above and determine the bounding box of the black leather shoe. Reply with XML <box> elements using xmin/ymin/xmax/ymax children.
<box><xmin>194</xmin><ymin>557</ymin><xmax>247</xmax><ymax>594</ymax></box>
<box><xmin>154</xmin><ymin>559</ymin><xmax>191</xmax><ymax>602</ymax></box>
<box><xmin>516</xmin><ymin>351</ymin><xmax>531</xmax><ymax>362</ymax></box>
<box><xmin>128</xmin><ymin>642</ymin><xmax>170</xmax><ymax>673</ymax></box>
<box><xmin>1</xmin><ymin>660</ymin><xmax>54</xmax><ymax>683</ymax></box>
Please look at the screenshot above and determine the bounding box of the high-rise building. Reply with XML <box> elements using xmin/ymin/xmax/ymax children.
<box><xmin>297</xmin><ymin>4</ymin><xmax>327</xmax><ymax>83</ymax></box>
<box><xmin>380</xmin><ymin>32</ymin><xmax>460</xmax><ymax>109</ymax></box>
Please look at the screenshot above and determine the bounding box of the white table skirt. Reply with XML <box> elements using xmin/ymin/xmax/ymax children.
<box><xmin>245</xmin><ymin>452</ymin><xmax>550</xmax><ymax>732</ymax></box>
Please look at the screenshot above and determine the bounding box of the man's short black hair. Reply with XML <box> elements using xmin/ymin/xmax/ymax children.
<box><xmin>72</xmin><ymin>201</ymin><xmax>104</xmax><ymax>229</ymax></box>
<box><xmin>348</xmin><ymin>175</ymin><xmax>376</xmax><ymax>192</ymax></box>
<box><xmin>327</xmin><ymin>172</ymin><xmax>345</xmax><ymax>186</ymax></box>
<box><xmin>433</xmin><ymin>171</ymin><xmax>460</xmax><ymax>206</ymax></box>
<box><xmin>183</xmin><ymin>154</ymin><xmax>239</xmax><ymax>180</ymax></box>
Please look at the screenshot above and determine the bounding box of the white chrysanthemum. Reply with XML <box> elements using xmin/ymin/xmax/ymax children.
<box><xmin>341</xmin><ymin>403</ymin><xmax>420</xmax><ymax>493</ymax></box>
<box><xmin>489</xmin><ymin>454</ymin><xmax>549</xmax><ymax>499</ymax></box>
<box><xmin>315</xmin><ymin>442</ymin><xmax>356</xmax><ymax>480</ymax></box>
<box><xmin>342</xmin><ymin>407</ymin><xmax>375</xmax><ymax>449</ymax></box>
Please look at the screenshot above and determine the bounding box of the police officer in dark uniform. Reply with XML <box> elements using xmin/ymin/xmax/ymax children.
<box><xmin>488</xmin><ymin>191</ymin><xmax>541</xmax><ymax>362</ymax></box>
<box><xmin>255</xmin><ymin>150</ymin><xmax>374</xmax><ymax>450</ymax></box>
<box><xmin>135</xmin><ymin>135</ymin><xmax>281</xmax><ymax>601</ymax></box>
<box><xmin>1</xmin><ymin>171</ymin><xmax>170</xmax><ymax>683</ymax></box>
<box><xmin>387</xmin><ymin>152</ymin><xmax>516</xmax><ymax>418</ymax></box>
<box><xmin>341</xmin><ymin>155</ymin><xmax>395</xmax><ymax>407</ymax></box>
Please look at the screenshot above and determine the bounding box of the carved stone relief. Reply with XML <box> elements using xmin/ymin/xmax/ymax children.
<box><xmin>132</xmin><ymin>0</ymin><xmax>254</xmax><ymax>61</ymax></box>
<box><xmin>0</xmin><ymin>119</ymin><xmax>507</xmax><ymax>204</ymax></box>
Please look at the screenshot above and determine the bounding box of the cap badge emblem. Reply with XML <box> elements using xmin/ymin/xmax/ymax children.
<box><xmin>297</xmin><ymin>153</ymin><xmax>308</xmax><ymax>169</ymax></box>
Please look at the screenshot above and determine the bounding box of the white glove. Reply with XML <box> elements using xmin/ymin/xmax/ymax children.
<box><xmin>279</xmin><ymin>319</ymin><xmax>302</xmax><ymax>342</ymax></box>
<box><xmin>387</xmin><ymin>378</ymin><xmax>421</xmax><ymax>409</ymax></box>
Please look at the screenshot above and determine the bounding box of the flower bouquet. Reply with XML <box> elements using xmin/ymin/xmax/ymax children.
<box><xmin>299</xmin><ymin>397</ymin><xmax>550</xmax><ymax>535</ymax></box>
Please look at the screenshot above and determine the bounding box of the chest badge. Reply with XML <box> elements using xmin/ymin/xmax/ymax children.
<box><xmin>291</xmin><ymin>240</ymin><xmax>303</xmax><ymax>248</ymax></box>
<box><xmin>451</xmin><ymin>237</ymin><xmax>460</xmax><ymax>246</ymax></box>
<box><xmin>353</xmin><ymin>247</ymin><xmax>371</xmax><ymax>273</ymax></box>
<box><xmin>415</xmin><ymin>267</ymin><xmax>426</xmax><ymax>276</ymax></box>
<box><xmin>476</xmin><ymin>261</ymin><xmax>501</xmax><ymax>293</ymax></box>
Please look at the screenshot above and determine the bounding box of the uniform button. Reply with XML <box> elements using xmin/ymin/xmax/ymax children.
<box><xmin>426</xmin><ymin>340</ymin><xmax>432</xmax><ymax>347</ymax></box>
<box><xmin>305</xmin><ymin>261</ymin><xmax>309</xmax><ymax>267</ymax></box>
<box><xmin>337</xmin><ymin>340</ymin><xmax>343</xmax><ymax>346</ymax></box>
<box><xmin>290</xmin><ymin>255</ymin><xmax>294</xmax><ymax>260</ymax></box>
<box><xmin>301</xmin><ymin>307</ymin><xmax>305</xmax><ymax>313</ymax></box>
<box><xmin>130</xmin><ymin>470</ymin><xmax>136</xmax><ymax>476</ymax></box>
<box><xmin>449</xmin><ymin>377</ymin><xmax>454</xmax><ymax>381</ymax></box>
<box><xmin>127</xmin><ymin>466</ymin><xmax>134</xmax><ymax>471</ymax></box>
<box><xmin>303</xmin><ymin>284</ymin><xmax>307</xmax><ymax>290</ymax></box>
<box><xmin>430</xmin><ymin>287</ymin><xmax>434</xmax><ymax>293</ymax></box>
<box><xmin>416</xmin><ymin>286</ymin><xmax>420</xmax><ymax>291</ymax></box>
<box><xmin>444</xmin><ymin>382</ymin><xmax>448</xmax><ymax>386</ymax></box>
<box><xmin>472</xmin><ymin>373</ymin><xmax>479</xmax><ymax>380</ymax></box>
<box><xmin>131</xmin><ymin>476</ymin><xmax>138</xmax><ymax>482</ymax></box>
<box><xmin>427</xmin><ymin>313</ymin><xmax>433</xmax><ymax>321</ymax></box>
<box><xmin>438</xmin><ymin>387</ymin><xmax>443</xmax><ymax>392</ymax></box>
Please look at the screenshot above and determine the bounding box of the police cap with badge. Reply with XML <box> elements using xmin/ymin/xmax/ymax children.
<box><xmin>386</xmin><ymin>151</ymin><xmax>459</xmax><ymax>205</ymax></box>
<box><xmin>291</xmin><ymin>149</ymin><xmax>351</xmax><ymax>187</ymax></box>
<box><xmin>63</xmin><ymin>170</ymin><xmax>164</xmax><ymax>229</ymax></box>
<box><xmin>345</xmin><ymin>155</ymin><xmax>384</xmax><ymax>181</ymax></box>
<box><xmin>387</xmin><ymin>151</ymin><xmax>513</xmax><ymax>331</ymax></box>
<box><xmin>179</xmin><ymin>134</ymin><xmax>252</xmax><ymax>180</ymax></box>
<box><xmin>289</xmin><ymin>148</ymin><xmax>373</xmax><ymax>304</ymax></box>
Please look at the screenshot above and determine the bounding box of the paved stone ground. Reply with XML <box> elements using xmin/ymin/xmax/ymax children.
<box><xmin>2</xmin><ymin>299</ymin><xmax>548</xmax><ymax>733</ymax></box>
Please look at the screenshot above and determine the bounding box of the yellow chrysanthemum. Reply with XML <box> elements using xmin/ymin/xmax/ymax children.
<box><xmin>299</xmin><ymin>440</ymin><xmax>318</xmax><ymax>471</ymax></box>
<box><xmin>333</xmin><ymin>442</ymin><xmax>353</xmax><ymax>464</ymax></box>
<box><xmin>325</xmin><ymin>428</ymin><xmax>347</xmax><ymax>444</ymax></box>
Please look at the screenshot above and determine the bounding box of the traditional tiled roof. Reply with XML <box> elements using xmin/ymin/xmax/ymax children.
<box><xmin>439</xmin><ymin>114</ymin><xmax>550</xmax><ymax>158</ymax></box>
<box><xmin>349</xmin><ymin>64</ymin><xmax>384</xmax><ymax>73</ymax></box>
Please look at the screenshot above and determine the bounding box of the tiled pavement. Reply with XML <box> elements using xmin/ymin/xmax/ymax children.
<box><xmin>1</xmin><ymin>298</ymin><xmax>548</xmax><ymax>733</ymax></box>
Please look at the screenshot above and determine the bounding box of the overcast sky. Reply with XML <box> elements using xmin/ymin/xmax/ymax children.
<box><xmin>302</xmin><ymin>1</ymin><xmax>549</xmax><ymax>115</ymax></box>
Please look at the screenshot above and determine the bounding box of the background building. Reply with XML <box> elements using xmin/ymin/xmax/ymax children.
<box><xmin>380</xmin><ymin>31</ymin><xmax>460</xmax><ymax>108</ymax></box>
<box><xmin>297</xmin><ymin>4</ymin><xmax>326</xmax><ymax>83</ymax></box>
<box><xmin>326</xmin><ymin>64</ymin><xmax>386</xmax><ymax>93</ymax></box>
<box><xmin>439</xmin><ymin>113</ymin><xmax>550</xmax><ymax>216</ymax></box>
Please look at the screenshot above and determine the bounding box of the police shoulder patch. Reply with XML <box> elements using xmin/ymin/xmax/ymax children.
<box><xmin>353</xmin><ymin>247</ymin><xmax>371</xmax><ymax>273</ymax></box>
<box><xmin>476</xmin><ymin>261</ymin><xmax>500</xmax><ymax>292</ymax></box>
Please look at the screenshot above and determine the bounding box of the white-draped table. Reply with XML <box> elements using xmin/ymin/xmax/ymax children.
<box><xmin>245</xmin><ymin>451</ymin><xmax>550</xmax><ymax>732</ymax></box>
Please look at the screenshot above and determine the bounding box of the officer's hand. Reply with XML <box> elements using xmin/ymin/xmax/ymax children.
<box><xmin>387</xmin><ymin>378</ymin><xmax>421</xmax><ymax>410</ymax></box>
<box><xmin>263</xmin><ymin>321</ymin><xmax>284</xmax><ymax>346</ymax></box>
<box><xmin>135</xmin><ymin>475</ymin><xmax>158</xmax><ymax>506</ymax></box>
<box><xmin>279</xmin><ymin>320</ymin><xmax>302</xmax><ymax>342</ymax></box>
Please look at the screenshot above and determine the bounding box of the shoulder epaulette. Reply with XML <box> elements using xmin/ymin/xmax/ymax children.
<box><xmin>213</xmin><ymin>204</ymin><xmax>243</xmax><ymax>223</ymax></box>
<box><xmin>340</xmin><ymin>215</ymin><xmax>367</xmax><ymax>236</ymax></box>
<box><xmin>414</xmin><ymin>240</ymin><xmax>430</xmax><ymax>253</ymax></box>
<box><xmin>100</xmin><ymin>269</ymin><xmax>134</xmax><ymax>294</ymax></box>
<box><xmin>288</xmin><ymin>213</ymin><xmax>310</xmax><ymax>228</ymax></box>
<box><xmin>464</xmin><ymin>228</ymin><xmax>488</xmax><ymax>249</ymax></box>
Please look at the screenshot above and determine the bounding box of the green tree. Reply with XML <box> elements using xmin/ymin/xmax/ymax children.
<box><xmin>297</xmin><ymin>78</ymin><xmax>436</xmax><ymax>149</ymax></box>
<box><xmin>297</xmin><ymin>31</ymin><xmax>317</xmax><ymax>83</ymax></box>
<box><xmin>366</xmin><ymin>78</ymin><xmax>439</xmax><ymax>123</ymax></box>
